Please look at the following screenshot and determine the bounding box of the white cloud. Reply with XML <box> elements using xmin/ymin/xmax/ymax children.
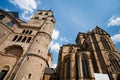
<box><xmin>111</xmin><ymin>34</ymin><xmax>120</xmax><ymax>43</ymax></box>
<box><xmin>50</xmin><ymin>41</ymin><xmax>60</xmax><ymax>53</ymax></box>
<box><xmin>60</xmin><ymin>37</ymin><xmax>69</xmax><ymax>43</ymax></box>
<box><xmin>107</xmin><ymin>16</ymin><xmax>120</xmax><ymax>27</ymax></box>
<box><xmin>52</xmin><ymin>29</ymin><xmax>59</xmax><ymax>40</ymax></box>
<box><xmin>9</xmin><ymin>0</ymin><xmax>41</xmax><ymax>20</ymax></box>
<box><xmin>51</xmin><ymin>63</ymin><xmax>57</xmax><ymax>68</ymax></box>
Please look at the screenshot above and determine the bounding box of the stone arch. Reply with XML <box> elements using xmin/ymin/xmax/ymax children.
<box><xmin>5</xmin><ymin>45</ymin><xmax>23</xmax><ymax>57</ymax></box>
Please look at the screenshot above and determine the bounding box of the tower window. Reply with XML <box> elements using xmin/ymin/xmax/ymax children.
<box><xmin>17</xmin><ymin>36</ymin><xmax>23</xmax><ymax>42</ymax></box>
<box><xmin>45</xmin><ymin>12</ymin><xmax>48</xmax><ymax>15</ymax></box>
<box><xmin>22</xmin><ymin>30</ymin><xmax>25</xmax><ymax>34</ymax></box>
<box><xmin>101</xmin><ymin>37</ymin><xmax>111</xmax><ymax>50</ymax></box>
<box><xmin>39</xmin><ymin>12</ymin><xmax>42</xmax><ymax>15</ymax></box>
<box><xmin>26</xmin><ymin>37</ymin><xmax>32</xmax><ymax>43</ymax></box>
<box><xmin>25</xmin><ymin>30</ymin><xmax>29</xmax><ymax>34</ymax></box>
<box><xmin>29</xmin><ymin>30</ymin><xmax>32</xmax><ymax>34</ymax></box>
<box><xmin>51</xmin><ymin>19</ymin><xmax>55</xmax><ymax>23</ymax></box>
<box><xmin>21</xmin><ymin>37</ymin><xmax>27</xmax><ymax>42</ymax></box>
<box><xmin>0</xmin><ymin>14</ymin><xmax>5</xmax><ymax>20</ymax></box>
<box><xmin>12</xmin><ymin>35</ymin><xmax>18</xmax><ymax>41</ymax></box>
<box><xmin>7</xmin><ymin>21</ymin><xmax>14</xmax><ymax>27</ymax></box>
<box><xmin>28</xmin><ymin>73</ymin><xmax>32</xmax><ymax>79</ymax></box>
<box><xmin>34</xmin><ymin>17</ymin><xmax>39</xmax><ymax>19</ymax></box>
<box><xmin>42</xmin><ymin>17</ymin><xmax>46</xmax><ymax>20</ymax></box>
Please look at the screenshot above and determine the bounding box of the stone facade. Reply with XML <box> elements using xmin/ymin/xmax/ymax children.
<box><xmin>57</xmin><ymin>27</ymin><xmax>120</xmax><ymax>80</ymax></box>
<box><xmin>0</xmin><ymin>9</ymin><xmax>55</xmax><ymax>80</ymax></box>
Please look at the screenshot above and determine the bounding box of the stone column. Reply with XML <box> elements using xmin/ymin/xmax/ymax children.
<box><xmin>70</xmin><ymin>52</ymin><xmax>76</xmax><ymax>80</ymax></box>
<box><xmin>88</xmin><ymin>59</ymin><xmax>94</xmax><ymax>78</ymax></box>
<box><xmin>78</xmin><ymin>54</ymin><xmax>83</xmax><ymax>80</ymax></box>
<box><xmin>64</xmin><ymin>62</ymin><xmax>67</xmax><ymax>80</ymax></box>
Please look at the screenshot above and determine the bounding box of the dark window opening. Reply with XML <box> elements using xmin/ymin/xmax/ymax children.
<box><xmin>51</xmin><ymin>19</ymin><xmax>55</xmax><ymax>23</ymax></box>
<box><xmin>17</xmin><ymin>36</ymin><xmax>23</xmax><ymax>42</ymax></box>
<box><xmin>28</xmin><ymin>73</ymin><xmax>32</xmax><ymax>79</ymax></box>
<box><xmin>34</xmin><ymin>17</ymin><xmax>39</xmax><ymax>19</ymax></box>
<box><xmin>7</xmin><ymin>21</ymin><xmax>14</xmax><ymax>27</ymax></box>
<box><xmin>22</xmin><ymin>30</ymin><xmax>25</xmax><ymax>34</ymax></box>
<box><xmin>26</xmin><ymin>37</ymin><xmax>32</xmax><ymax>43</ymax></box>
<box><xmin>39</xmin><ymin>12</ymin><xmax>42</xmax><ymax>15</ymax></box>
<box><xmin>0</xmin><ymin>14</ymin><xmax>5</xmax><ymax>20</ymax></box>
<box><xmin>42</xmin><ymin>18</ymin><xmax>46</xmax><ymax>20</ymax></box>
<box><xmin>101</xmin><ymin>37</ymin><xmax>111</xmax><ymax>50</ymax></box>
<box><xmin>29</xmin><ymin>30</ymin><xmax>32</xmax><ymax>34</ymax></box>
<box><xmin>25</xmin><ymin>30</ymin><xmax>29</xmax><ymax>34</ymax></box>
<box><xmin>21</xmin><ymin>37</ymin><xmax>27</xmax><ymax>42</ymax></box>
<box><xmin>45</xmin><ymin>12</ymin><xmax>48</xmax><ymax>15</ymax></box>
<box><xmin>0</xmin><ymin>70</ymin><xmax>8</xmax><ymax>80</ymax></box>
<box><xmin>12</xmin><ymin>35</ymin><xmax>18</xmax><ymax>41</ymax></box>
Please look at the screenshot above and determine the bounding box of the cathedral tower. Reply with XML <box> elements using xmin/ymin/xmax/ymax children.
<box><xmin>0</xmin><ymin>9</ymin><xmax>55</xmax><ymax>80</ymax></box>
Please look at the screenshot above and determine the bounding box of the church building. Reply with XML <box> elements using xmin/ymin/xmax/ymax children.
<box><xmin>57</xmin><ymin>27</ymin><xmax>120</xmax><ymax>80</ymax></box>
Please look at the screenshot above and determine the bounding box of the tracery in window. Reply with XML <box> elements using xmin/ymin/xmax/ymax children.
<box><xmin>108</xmin><ymin>54</ymin><xmax>120</xmax><ymax>72</ymax></box>
<box><xmin>82</xmin><ymin>56</ymin><xmax>90</xmax><ymax>77</ymax></box>
<box><xmin>101</xmin><ymin>37</ymin><xmax>111</xmax><ymax>50</ymax></box>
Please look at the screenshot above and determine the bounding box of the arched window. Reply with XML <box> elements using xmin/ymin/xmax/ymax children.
<box><xmin>12</xmin><ymin>35</ymin><xmax>18</xmax><ymax>41</ymax></box>
<box><xmin>21</xmin><ymin>36</ymin><xmax>27</xmax><ymax>42</ymax></box>
<box><xmin>82</xmin><ymin>57</ymin><xmax>90</xmax><ymax>77</ymax></box>
<box><xmin>29</xmin><ymin>30</ymin><xmax>32</xmax><ymax>34</ymax></box>
<box><xmin>25</xmin><ymin>30</ymin><xmax>29</xmax><ymax>34</ymax></box>
<box><xmin>0</xmin><ymin>66</ymin><xmax>9</xmax><ymax>80</ymax></box>
<box><xmin>108</xmin><ymin>54</ymin><xmax>120</xmax><ymax>72</ymax></box>
<box><xmin>0</xmin><ymin>14</ymin><xmax>5</xmax><ymax>20</ymax></box>
<box><xmin>26</xmin><ymin>37</ymin><xmax>32</xmax><ymax>43</ymax></box>
<box><xmin>16</xmin><ymin>36</ymin><xmax>23</xmax><ymax>42</ymax></box>
<box><xmin>22</xmin><ymin>30</ymin><xmax>25</xmax><ymax>34</ymax></box>
<box><xmin>101</xmin><ymin>37</ymin><xmax>111</xmax><ymax>50</ymax></box>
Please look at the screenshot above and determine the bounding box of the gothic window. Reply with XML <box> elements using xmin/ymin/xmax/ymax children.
<box><xmin>26</xmin><ymin>37</ymin><xmax>32</xmax><ymax>43</ymax></box>
<box><xmin>45</xmin><ymin>12</ymin><xmax>48</xmax><ymax>15</ymax></box>
<box><xmin>17</xmin><ymin>36</ymin><xmax>23</xmax><ymax>42</ymax></box>
<box><xmin>25</xmin><ymin>30</ymin><xmax>29</xmax><ymax>34</ymax></box>
<box><xmin>12</xmin><ymin>35</ymin><xmax>18</xmax><ymax>41</ymax></box>
<box><xmin>21</xmin><ymin>36</ymin><xmax>27</xmax><ymax>42</ymax></box>
<box><xmin>82</xmin><ymin>57</ymin><xmax>90</xmax><ymax>77</ymax></box>
<box><xmin>29</xmin><ymin>30</ymin><xmax>32</xmax><ymax>34</ymax></box>
<box><xmin>22</xmin><ymin>30</ymin><xmax>25</xmax><ymax>34</ymax></box>
<box><xmin>7</xmin><ymin>21</ymin><xmax>14</xmax><ymax>27</ymax></box>
<box><xmin>34</xmin><ymin>17</ymin><xmax>39</xmax><ymax>19</ymax></box>
<box><xmin>108</xmin><ymin>54</ymin><xmax>120</xmax><ymax>72</ymax></box>
<box><xmin>39</xmin><ymin>12</ymin><xmax>42</xmax><ymax>15</ymax></box>
<box><xmin>0</xmin><ymin>66</ymin><xmax>9</xmax><ymax>80</ymax></box>
<box><xmin>0</xmin><ymin>14</ymin><xmax>5</xmax><ymax>20</ymax></box>
<box><xmin>101</xmin><ymin>37</ymin><xmax>111</xmax><ymax>50</ymax></box>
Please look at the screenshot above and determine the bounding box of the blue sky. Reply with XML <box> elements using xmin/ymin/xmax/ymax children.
<box><xmin>0</xmin><ymin>0</ymin><xmax>120</xmax><ymax>68</ymax></box>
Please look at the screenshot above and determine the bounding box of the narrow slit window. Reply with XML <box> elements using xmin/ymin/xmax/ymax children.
<box><xmin>17</xmin><ymin>36</ymin><xmax>23</xmax><ymax>42</ymax></box>
<box><xmin>22</xmin><ymin>30</ymin><xmax>25</xmax><ymax>34</ymax></box>
<box><xmin>26</xmin><ymin>37</ymin><xmax>32</xmax><ymax>43</ymax></box>
<box><xmin>29</xmin><ymin>30</ymin><xmax>32</xmax><ymax>34</ymax></box>
<box><xmin>21</xmin><ymin>37</ymin><xmax>27</xmax><ymax>42</ymax></box>
<box><xmin>12</xmin><ymin>35</ymin><xmax>18</xmax><ymax>41</ymax></box>
<box><xmin>25</xmin><ymin>30</ymin><xmax>29</xmax><ymax>34</ymax></box>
